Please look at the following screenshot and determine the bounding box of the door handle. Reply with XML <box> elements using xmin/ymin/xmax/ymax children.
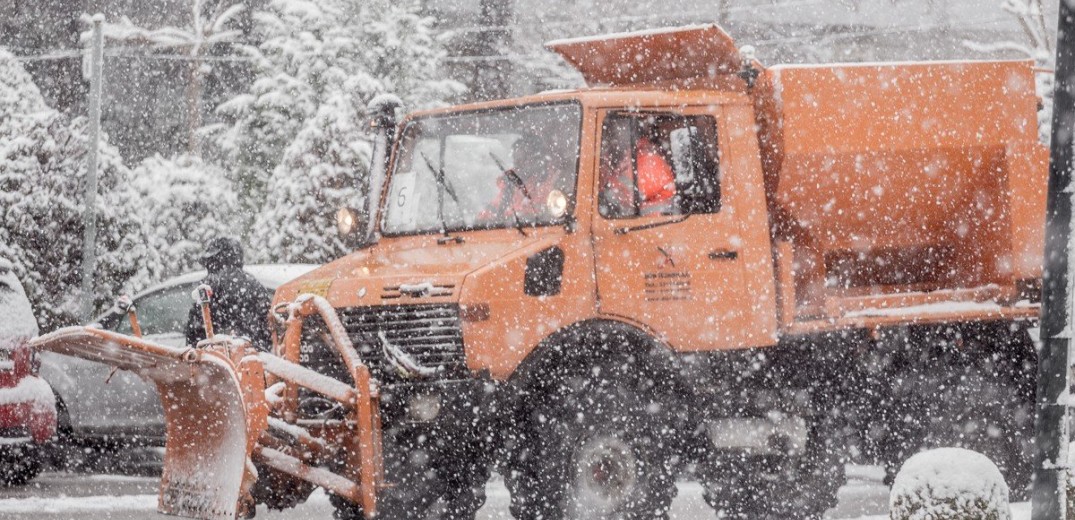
<box><xmin>708</xmin><ymin>249</ymin><xmax>738</xmax><ymax>260</ymax></box>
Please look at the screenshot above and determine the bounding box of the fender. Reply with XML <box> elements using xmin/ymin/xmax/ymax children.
<box><xmin>506</xmin><ymin>318</ymin><xmax>686</xmax><ymax>396</ymax></box>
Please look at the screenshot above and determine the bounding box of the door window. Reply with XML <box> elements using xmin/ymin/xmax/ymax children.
<box><xmin>114</xmin><ymin>284</ymin><xmax>195</xmax><ymax>336</ymax></box>
<box><xmin>599</xmin><ymin>112</ymin><xmax>721</xmax><ymax>219</ymax></box>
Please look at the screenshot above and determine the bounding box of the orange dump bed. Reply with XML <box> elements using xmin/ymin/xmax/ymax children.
<box><xmin>548</xmin><ymin>24</ymin><xmax>1047</xmax><ymax>327</ymax></box>
<box><xmin>754</xmin><ymin>60</ymin><xmax>1047</xmax><ymax>323</ymax></box>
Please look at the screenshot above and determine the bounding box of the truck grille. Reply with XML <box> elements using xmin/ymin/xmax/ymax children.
<box><xmin>298</xmin><ymin>304</ymin><xmax>467</xmax><ymax>387</ymax></box>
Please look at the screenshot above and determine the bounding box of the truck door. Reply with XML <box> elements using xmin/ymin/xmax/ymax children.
<box><xmin>591</xmin><ymin>107</ymin><xmax>769</xmax><ymax>350</ymax></box>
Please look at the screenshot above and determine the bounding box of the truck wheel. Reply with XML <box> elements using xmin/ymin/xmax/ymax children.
<box><xmin>330</xmin><ymin>430</ymin><xmax>490</xmax><ymax>520</ymax></box>
<box><xmin>0</xmin><ymin>444</ymin><xmax>43</xmax><ymax>486</ymax></box>
<box><xmin>251</xmin><ymin>461</ymin><xmax>315</xmax><ymax>510</ymax></box>
<box><xmin>700</xmin><ymin>398</ymin><xmax>845</xmax><ymax>519</ymax></box>
<box><xmin>507</xmin><ymin>353</ymin><xmax>679</xmax><ymax>520</ymax></box>
<box><xmin>889</xmin><ymin>359</ymin><xmax>1034</xmax><ymax>498</ymax></box>
<box><xmin>329</xmin><ymin>493</ymin><xmax>365</xmax><ymax>520</ymax></box>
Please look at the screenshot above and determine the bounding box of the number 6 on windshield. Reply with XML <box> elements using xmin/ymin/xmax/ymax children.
<box><xmin>389</xmin><ymin>171</ymin><xmax>419</xmax><ymax>228</ymax></box>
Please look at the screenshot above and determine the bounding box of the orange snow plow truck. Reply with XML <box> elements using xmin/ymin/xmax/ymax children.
<box><xmin>31</xmin><ymin>24</ymin><xmax>1046</xmax><ymax>520</ymax></box>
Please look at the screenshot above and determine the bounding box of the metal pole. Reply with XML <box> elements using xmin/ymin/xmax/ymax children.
<box><xmin>1033</xmin><ymin>2</ymin><xmax>1075</xmax><ymax>519</ymax></box>
<box><xmin>79</xmin><ymin>14</ymin><xmax>104</xmax><ymax>322</ymax></box>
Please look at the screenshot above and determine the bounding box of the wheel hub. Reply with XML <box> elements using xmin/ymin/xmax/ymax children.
<box><xmin>570</xmin><ymin>434</ymin><xmax>637</xmax><ymax>516</ymax></box>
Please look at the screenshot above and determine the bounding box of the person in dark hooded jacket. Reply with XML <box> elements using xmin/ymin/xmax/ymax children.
<box><xmin>184</xmin><ymin>238</ymin><xmax>272</xmax><ymax>351</ymax></box>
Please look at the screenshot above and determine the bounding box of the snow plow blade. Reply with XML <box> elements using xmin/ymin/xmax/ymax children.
<box><xmin>29</xmin><ymin>294</ymin><xmax>385</xmax><ymax>520</ymax></box>
<box><xmin>29</xmin><ymin>327</ymin><xmax>267</xmax><ymax>520</ymax></box>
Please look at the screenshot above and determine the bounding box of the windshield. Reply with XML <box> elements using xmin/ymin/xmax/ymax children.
<box><xmin>383</xmin><ymin>103</ymin><xmax>581</xmax><ymax>236</ymax></box>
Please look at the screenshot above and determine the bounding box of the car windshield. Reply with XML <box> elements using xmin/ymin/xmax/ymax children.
<box><xmin>382</xmin><ymin>103</ymin><xmax>582</xmax><ymax>236</ymax></box>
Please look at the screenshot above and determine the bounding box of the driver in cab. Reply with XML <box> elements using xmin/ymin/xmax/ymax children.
<box><xmin>479</xmin><ymin>135</ymin><xmax>569</xmax><ymax>225</ymax></box>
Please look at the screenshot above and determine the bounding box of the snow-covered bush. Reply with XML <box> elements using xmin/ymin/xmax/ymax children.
<box><xmin>251</xmin><ymin>94</ymin><xmax>373</xmax><ymax>264</ymax></box>
<box><xmin>131</xmin><ymin>154</ymin><xmax>239</xmax><ymax>279</ymax></box>
<box><xmin>890</xmin><ymin>448</ymin><xmax>1010</xmax><ymax>520</ymax></box>
<box><xmin>0</xmin><ymin>49</ymin><xmax>150</xmax><ymax>329</ymax></box>
<box><xmin>250</xmin><ymin>99</ymin><xmax>370</xmax><ymax>263</ymax></box>
<box><xmin>0</xmin><ymin>257</ymin><xmax>38</xmax><ymax>347</ymax></box>
<box><xmin>213</xmin><ymin>0</ymin><xmax>464</xmax><ymax>256</ymax></box>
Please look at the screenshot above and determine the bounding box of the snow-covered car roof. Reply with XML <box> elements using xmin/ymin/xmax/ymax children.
<box><xmin>0</xmin><ymin>257</ymin><xmax>39</xmax><ymax>346</ymax></box>
<box><xmin>92</xmin><ymin>264</ymin><xmax>319</xmax><ymax>324</ymax></box>
<box><xmin>140</xmin><ymin>264</ymin><xmax>321</xmax><ymax>294</ymax></box>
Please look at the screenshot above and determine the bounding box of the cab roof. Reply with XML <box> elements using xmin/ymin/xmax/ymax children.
<box><xmin>407</xmin><ymin>24</ymin><xmax>755</xmax><ymax>121</ymax></box>
<box><xmin>406</xmin><ymin>86</ymin><xmax>750</xmax><ymax>122</ymax></box>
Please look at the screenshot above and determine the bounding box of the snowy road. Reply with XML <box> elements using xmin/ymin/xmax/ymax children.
<box><xmin>0</xmin><ymin>466</ymin><xmax>898</xmax><ymax>520</ymax></box>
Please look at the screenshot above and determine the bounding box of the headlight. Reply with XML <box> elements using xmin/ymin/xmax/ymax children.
<box><xmin>336</xmin><ymin>207</ymin><xmax>359</xmax><ymax>237</ymax></box>
<box><xmin>546</xmin><ymin>189</ymin><xmax>568</xmax><ymax>218</ymax></box>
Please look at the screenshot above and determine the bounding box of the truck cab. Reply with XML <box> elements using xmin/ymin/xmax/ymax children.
<box><xmin>275</xmin><ymin>86</ymin><xmax>781</xmax><ymax>382</ymax></box>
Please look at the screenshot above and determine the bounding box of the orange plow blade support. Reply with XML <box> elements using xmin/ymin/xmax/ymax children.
<box><xmin>29</xmin><ymin>327</ymin><xmax>266</xmax><ymax>520</ymax></box>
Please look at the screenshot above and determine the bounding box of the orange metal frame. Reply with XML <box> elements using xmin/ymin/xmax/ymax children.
<box><xmin>263</xmin><ymin>294</ymin><xmax>384</xmax><ymax>517</ymax></box>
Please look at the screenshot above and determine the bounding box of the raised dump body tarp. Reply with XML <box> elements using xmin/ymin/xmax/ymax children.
<box><xmin>754</xmin><ymin>60</ymin><xmax>1047</xmax><ymax>320</ymax></box>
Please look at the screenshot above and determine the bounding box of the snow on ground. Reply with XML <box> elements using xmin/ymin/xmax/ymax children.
<box><xmin>0</xmin><ymin>466</ymin><xmax>1033</xmax><ymax>519</ymax></box>
<box><xmin>0</xmin><ymin>494</ymin><xmax>156</xmax><ymax>514</ymax></box>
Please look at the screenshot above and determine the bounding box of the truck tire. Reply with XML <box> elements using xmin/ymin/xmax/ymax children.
<box><xmin>505</xmin><ymin>350</ymin><xmax>680</xmax><ymax>520</ymax></box>
<box><xmin>329</xmin><ymin>459</ymin><xmax>487</xmax><ymax>520</ymax></box>
<box><xmin>700</xmin><ymin>393</ymin><xmax>845</xmax><ymax>519</ymax></box>
<box><xmin>251</xmin><ymin>461</ymin><xmax>315</xmax><ymax>511</ymax></box>
<box><xmin>876</xmin><ymin>325</ymin><xmax>1037</xmax><ymax>499</ymax></box>
<box><xmin>886</xmin><ymin>359</ymin><xmax>1034</xmax><ymax>498</ymax></box>
<box><xmin>330</xmin><ymin>411</ymin><xmax>491</xmax><ymax>520</ymax></box>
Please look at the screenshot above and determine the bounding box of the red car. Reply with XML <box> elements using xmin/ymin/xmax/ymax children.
<box><xmin>0</xmin><ymin>258</ymin><xmax>56</xmax><ymax>485</ymax></box>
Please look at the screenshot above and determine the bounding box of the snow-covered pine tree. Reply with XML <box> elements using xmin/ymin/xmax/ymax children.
<box><xmin>362</xmin><ymin>1</ymin><xmax>468</xmax><ymax>109</ymax></box>
<box><xmin>215</xmin><ymin>0</ymin><xmax>463</xmax><ymax>262</ymax></box>
<box><xmin>251</xmin><ymin>93</ymin><xmax>373</xmax><ymax>264</ymax></box>
<box><xmin>0</xmin><ymin>49</ymin><xmax>151</xmax><ymax>329</ymax></box>
<box><xmin>213</xmin><ymin>0</ymin><xmax>344</xmax><ymax>232</ymax></box>
<box><xmin>131</xmin><ymin>154</ymin><xmax>239</xmax><ymax>279</ymax></box>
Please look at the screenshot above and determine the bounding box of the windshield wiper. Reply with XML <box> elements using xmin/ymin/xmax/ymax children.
<box><xmin>489</xmin><ymin>152</ymin><xmax>531</xmax><ymax>237</ymax></box>
<box><xmin>419</xmin><ymin>151</ymin><xmax>463</xmax><ymax>241</ymax></box>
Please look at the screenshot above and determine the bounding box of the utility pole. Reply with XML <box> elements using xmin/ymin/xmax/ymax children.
<box><xmin>1032</xmin><ymin>2</ymin><xmax>1075</xmax><ymax>519</ymax></box>
<box><xmin>79</xmin><ymin>14</ymin><xmax>104</xmax><ymax>322</ymax></box>
<box><xmin>472</xmin><ymin>0</ymin><xmax>513</xmax><ymax>100</ymax></box>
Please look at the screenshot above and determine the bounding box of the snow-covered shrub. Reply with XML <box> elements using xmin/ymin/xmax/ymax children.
<box><xmin>0</xmin><ymin>257</ymin><xmax>38</xmax><ymax>347</ymax></box>
<box><xmin>251</xmin><ymin>94</ymin><xmax>373</xmax><ymax>264</ymax></box>
<box><xmin>0</xmin><ymin>50</ymin><xmax>149</xmax><ymax>329</ymax></box>
<box><xmin>131</xmin><ymin>154</ymin><xmax>239</xmax><ymax>279</ymax></box>
<box><xmin>890</xmin><ymin>448</ymin><xmax>1010</xmax><ymax>520</ymax></box>
<box><xmin>212</xmin><ymin>0</ymin><xmax>464</xmax><ymax>251</ymax></box>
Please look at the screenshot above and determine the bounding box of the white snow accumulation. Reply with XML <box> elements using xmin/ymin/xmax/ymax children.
<box><xmin>0</xmin><ymin>376</ymin><xmax>55</xmax><ymax>409</ymax></box>
<box><xmin>0</xmin><ymin>494</ymin><xmax>157</xmax><ymax>513</ymax></box>
<box><xmin>844</xmin><ymin>300</ymin><xmax>1003</xmax><ymax>319</ymax></box>
<box><xmin>889</xmin><ymin>447</ymin><xmax>1010</xmax><ymax>520</ymax></box>
<box><xmin>0</xmin><ymin>257</ymin><xmax>38</xmax><ymax>348</ymax></box>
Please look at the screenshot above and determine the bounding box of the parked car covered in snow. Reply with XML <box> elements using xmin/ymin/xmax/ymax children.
<box><xmin>38</xmin><ymin>264</ymin><xmax>317</xmax><ymax>451</ymax></box>
<box><xmin>0</xmin><ymin>257</ymin><xmax>56</xmax><ymax>485</ymax></box>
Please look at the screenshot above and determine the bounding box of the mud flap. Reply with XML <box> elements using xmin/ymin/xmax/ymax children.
<box><xmin>30</xmin><ymin>327</ymin><xmax>266</xmax><ymax>520</ymax></box>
